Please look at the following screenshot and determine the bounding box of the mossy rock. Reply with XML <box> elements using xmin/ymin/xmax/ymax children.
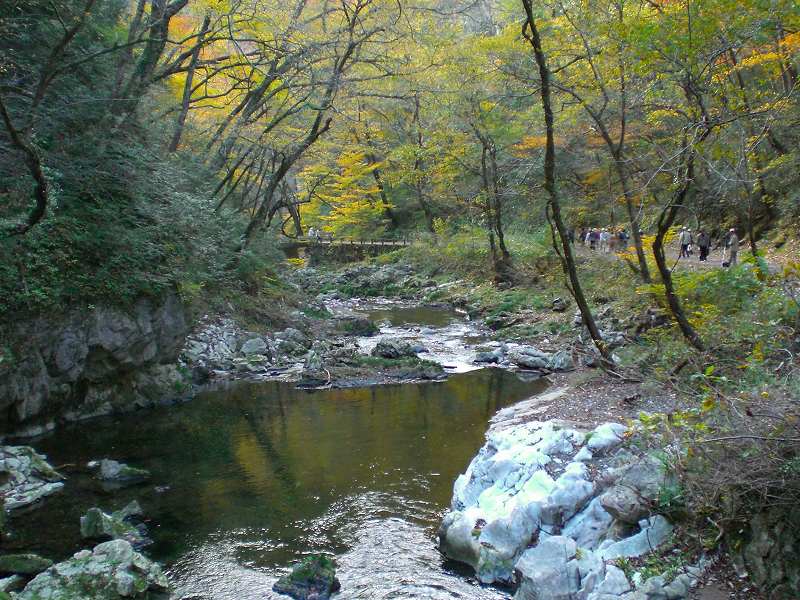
<box><xmin>335</xmin><ymin>316</ymin><xmax>379</xmax><ymax>337</ymax></box>
<box><xmin>272</xmin><ymin>555</ymin><xmax>340</xmax><ymax>600</ymax></box>
<box><xmin>0</xmin><ymin>553</ymin><xmax>53</xmax><ymax>575</ymax></box>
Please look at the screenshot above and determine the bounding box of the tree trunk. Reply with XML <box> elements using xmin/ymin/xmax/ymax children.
<box><xmin>371</xmin><ymin>167</ymin><xmax>399</xmax><ymax>229</ymax></box>
<box><xmin>0</xmin><ymin>97</ymin><xmax>49</xmax><ymax>235</ymax></box>
<box><xmin>118</xmin><ymin>0</ymin><xmax>189</xmax><ymax>117</ymax></box>
<box><xmin>479</xmin><ymin>143</ymin><xmax>511</xmax><ymax>282</ymax></box>
<box><xmin>412</xmin><ymin>93</ymin><xmax>435</xmax><ymax>233</ymax></box>
<box><xmin>652</xmin><ymin>159</ymin><xmax>705</xmax><ymax>352</ymax></box>
<box><xmin>520</xmin><ymin>0</ymin><xmax>611</xmax><ymax>363</ymax></box>
<box><xmin>616</xmin><ymin>159</ymin><xmax>651</xmax><ymax>282</ymax></box>
<box><xmin>168</xmin><ymin>14</ymin><xmax>211</xmax><ymax>152</ymax></box>
<box><xmin>358</xmin><ymin>125</ymin><xmax>399</xmax><ymax>229</ymax></box>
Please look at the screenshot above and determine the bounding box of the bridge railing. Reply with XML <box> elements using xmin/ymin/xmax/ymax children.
<box><xmin>292</xmin><ymin>235</ymin><xmax>412</xmax><ymax>247</ymax></box>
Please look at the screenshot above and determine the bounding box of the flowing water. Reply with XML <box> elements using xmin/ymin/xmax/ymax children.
<box><xmin>11</xmin><ymin>308</ymin><xmax>546</xmax><ymax>599</ymax></box>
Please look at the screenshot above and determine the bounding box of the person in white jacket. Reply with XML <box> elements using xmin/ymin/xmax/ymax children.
<box><xmin>599</xmin><ymin>229</ymin><xmax>611</xmax><ymax>252</ymax></box>
<box><xmin>678</xmin><ymin>227</ymin><xmax>693</xmax><ymax>258</ymax></box>
<box><xmin>724</xmin><ymin>228</ymin><xmax>739</xmax><ymax>266</ymax></box>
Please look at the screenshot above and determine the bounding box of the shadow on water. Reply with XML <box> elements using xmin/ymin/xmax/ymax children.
<box><xmin>15</xmin><ymin>368</ymin><xmax>546</xmax><ymax>599</ymax></box>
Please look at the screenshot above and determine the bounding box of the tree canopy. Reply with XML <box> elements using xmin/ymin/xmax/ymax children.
<box><xmin>1</xmin><ymin>0</ymin><xmax>798</xmax><ymax>311</ymax></box>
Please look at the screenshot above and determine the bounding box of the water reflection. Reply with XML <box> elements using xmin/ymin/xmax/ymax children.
<box><xmin>24</xmin><ymin>369</ymin><xmax>545</xmax><ymax>599</ymax></box>
<box><xmin>361</xmin><ymin>304</ymin><xmax>461</xmax><ymax>328</ymax></box>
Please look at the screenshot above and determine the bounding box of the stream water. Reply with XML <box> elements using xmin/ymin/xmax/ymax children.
<box><xmin>11</xmin><ymin>307</ymin><xmax>547</xmax><ymax>599</ymax></box>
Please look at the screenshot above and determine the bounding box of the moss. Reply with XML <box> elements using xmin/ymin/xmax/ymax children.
<box><xmin>288</xmin><ymin>555</ymin><xmax>336</xmax><ymax>583</ymax></box>
<box><xmin>273</xmin><ymin>554</ymin><xmax>340</xmax><ymax>599</ymax></box>
<box><xmin>0</xmin><ymin>553</ymin><xmax>53</xmax><ymax>575</ymax></box>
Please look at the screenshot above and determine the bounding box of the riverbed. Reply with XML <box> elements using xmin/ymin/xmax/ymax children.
<box><xmin>9</xmin><ymin>307</ymin><xmax>548</xmax><ymax>599</ymax></box>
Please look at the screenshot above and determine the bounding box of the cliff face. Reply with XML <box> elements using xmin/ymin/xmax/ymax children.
<box><xmin>0</xmin><ymin>291</ymin><xmax>190</xmax><ymax>436</ymax></box>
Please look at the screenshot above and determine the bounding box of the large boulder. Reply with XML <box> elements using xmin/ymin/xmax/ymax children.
<box><xmin>15</xmin><ymin>540</ymin><xmax>169</xmax><ymax>600</ymax></box>
<box><xmin>272</xmin><ymin>555</ymin><xmax>340</xmax><ymax>600</ymax></box>
<box><xmin>507</xmin><ymin>346</ymin><xmax>574</xmax><ymax>372</ymax></box>
<box><xmin>334</xmin><ymin>316</ymin><xmax>379</xmax><ymax>337</ymax></box>
<box><xmin>586</xmin><ymin>565</ymin><xmax>632</xmax><ymax>599</ymax></box>
<box><xmin>371</xmin><ymin>339</ymin><xmax>417</xmax><ymax>359</ymax></box>
<box><xmin>80</xmin><ymin>501</ymin><xmax>150</xmax><ymax>549</ymax></box>
<box><xmin>736</xmin><ymin>509</ymin><xmax>800</xmax><ymax>595</ymax></box>
<box><xmin>277</xmin><ymin>328</ymin><xmax>311</xmax><ymax>348</ymax></box>
<box><xmin>508</xmin><ymin>346</ymin><xmax>551</xmax><ymax>370</ymax></box>
<box><xmin>439</xmin><ymin>418</ymin><xmax>676</xmax><ymax>589</ymax></box>
<box><xmin>548</xmin><ymin>350</ymin><xmax>575</xmax><ymax>372</ymax></box>
<box><xmin>0</xmin><ymin>446</ymin><xmax>64</xmax><ymax>511</ymax></box>
<box><xmin>92</xmin><ymin>460</ymin><xmax>150</xmax><ymax>488</ymax></box>
<box><xmin>240</xmin><ymin>337</ymin><xmax>269</xmax><ymax>356</ymax></box>
<box><xmin>513</xmin><ymin>536</ymin><xmax>603</xmax><ymax>600</ymax></box>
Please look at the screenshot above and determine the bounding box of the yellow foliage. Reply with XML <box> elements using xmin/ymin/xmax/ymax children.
<box><xmin>780</xmin><ymin>32</ymin><xmax>800</xmax><ymax>51</ymax></box>
<box><xmin>583</xmin><ymin>169</ymin><xmax>605</xmax><ymax>186</ymax></box>
<box><xmin>736</xmin><ymin>51</ymin><xmax>782</xmax><ymax>70</ymax></box>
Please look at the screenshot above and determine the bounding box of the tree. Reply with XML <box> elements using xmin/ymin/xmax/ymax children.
<box><xmin>520</xmin><ymin>0</ymin><xmax>612</xmax><ymax>364</ymax></box>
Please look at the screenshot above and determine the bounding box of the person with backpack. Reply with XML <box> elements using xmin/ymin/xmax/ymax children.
<box><xmin>678</xmin><ymin>227</ymin><xmax>693</xmax><ymax>258</ymax></box>
<box><xmin>589</xmin><ymin>229</ymin><xmax>599</xmax><ymax>250</ymax></box>
<box><xmin>696</xmin><ymin>230</ymin><xmax>710</xmax><ymax>262</ymax></box>
<box><xmin>617</xmin><ymin>229</ymin><xmax>629</xmax><ymax>250</ymax></box>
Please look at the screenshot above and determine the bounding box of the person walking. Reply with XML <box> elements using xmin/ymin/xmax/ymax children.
<box><xmin>599</xmin><ymin>228</ymin><xmax>611</xmax><ymax>253</ymax></box>
<box><xmin>724</xmin><ymin>228</ymin><xmax>739</xmax><ymax>267</ymax></box>
<box><xmin>617</xmin><ymin>229</ymin><xmax>629</xmax><ymax>251</ymax></box>
<box><xmin>678</xmin><ymin>227</ymin><xmax>693</xmax><ymax>258</ymax></box>
<box><xmin>696</xmin><ymin>229</ymin><xmax>710</xmax><ymax>262</ymax></box>
<box><xmin>589</xmin><ymin>229</ymin><xmax>599</xmax><ymax>251</ymax></box>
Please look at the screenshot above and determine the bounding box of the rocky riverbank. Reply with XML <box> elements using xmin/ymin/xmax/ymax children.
<box><xmin>0</xmin><ymin>261</ymin><xmax>626</xmax><ymax>437</ymax></box>
<box><xmin>0</xmin><ymin>291</ymin><xmax>189</xmax><ymax>438</ymax></box>
<box><xmin>0</xmin><ymin>446</ymin><xmax>169</xmax><ymax>599</ymax></box>
<box><xmin>438</xmin><ymin>392</ymin><xmax>711</xmax><ymax>600</ymax></box>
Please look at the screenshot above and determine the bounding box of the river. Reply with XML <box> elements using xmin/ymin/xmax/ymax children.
<box><xmin>10</xmin><ymin>307</ymin><xmax>547</xmax><ymax>599</ymax></box>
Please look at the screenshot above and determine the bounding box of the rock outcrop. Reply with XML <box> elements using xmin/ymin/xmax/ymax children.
<box><xmin>0</xmin><ymin>291</ymin><xmax>189</xmax><ymax>435</ymax></box>
<box><xmin>735</xmin><ymin>509</ymin><xmax>800</xmax><ymax>598</ymax></box>
<box><xmin>439</xmin><ymin>408</ymin><xmax>694</xmax><ymax>599</ymax></box>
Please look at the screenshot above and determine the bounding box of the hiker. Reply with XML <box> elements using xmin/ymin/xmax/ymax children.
<box><xmin>724</xmin><ymin>228</ymin><xmax>739</xmax><ymax>267</ymax></box>
<box><xmin>678</xmin><ymin>227</ymin><xmax>693</xmax><ymax>258</ymax></box>
<box><xmin>599</xmin><ymin>228</ymin><xmax>611</xmax><ymax>253</ymax></box>
<box><xmin>579</xmin><ymin>227</ymin><xmax>588</xmax><ymax>246</ymax></box>
<box><xmin>617</xmin><ymin>229</ymin><xmax>629</xmax><ymax>250</ymax></box>
<box><xmin>567</xmin><ymin>228</ymin><xmax>575</xmax><ymax>244</ymax></box>
<box><xmin>589</xmin><ymin>229</ymin><xmax>599</xmax><ymax>251</ymax></box>
<box><xmin>696</xmin><ymin>230</ymin><xmax>710</xmax><ymax>262</ymax></box>
<box><xmin>308</xmin><ymin>226</ymin><xmax>317</xmax><ymax>240</ymax></box>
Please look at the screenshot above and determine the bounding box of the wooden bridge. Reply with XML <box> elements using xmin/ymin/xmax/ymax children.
<box><xmin>282</xmin><ymin>236</ymin><xmax>412</xmax><ymax>249</ymax></box>
<box><xmin>281</xmin><ymin>235</ymin><xmax>413</xmax><ymax>263</ymax></box>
